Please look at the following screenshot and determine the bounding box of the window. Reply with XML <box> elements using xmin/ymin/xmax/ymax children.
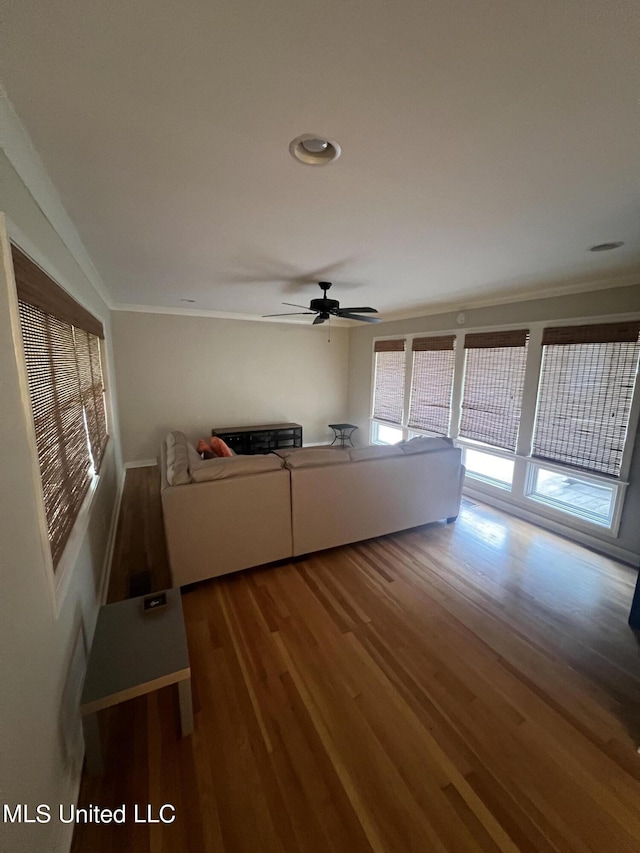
<box><xmin>532</xmin><ymin>323</ymin><xmax>640</xmax><ymax>477</ymax></box>
<box><xmin>372</xmin><ymin>339</ymin><xmax>405</xmax><ymax>426</ymax></box>
<box><xmin>12</xmin><ymin>245</ymin><xmax>108</xmax><ymax>569</ymax></box>
<box><xmin>527</xmin><ymin>464</ymin><xmax>616</xmax><ymax>526</ymax></box>
<box><xmin>463</xmin><ymin>448</ymin><xmax>514</xmax><ymax>489</ymax></box>
<box><xmin>372</xmin><ymin>423</ymin><xmax>404</xmax><ymax>444</ymax></box>
<box><xmin>408</xmin><ymin>335</ymin><xmax>455</xmax><ymax>436</ymax></box>
<box><xmin>459</xmin><ymin>330</ymin><xmax>529</xmax><ymax>451</ymax></box>
<box><xmin>370</xmin><ymin>317</ymin><xmax>640</xmax><ymax>538</ymax></box>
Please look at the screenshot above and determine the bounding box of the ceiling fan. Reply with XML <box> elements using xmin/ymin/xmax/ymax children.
<box><xmin>263</xmin><ymin>281</ymin><xmax>380</xmax><ymax>325</ymax></box>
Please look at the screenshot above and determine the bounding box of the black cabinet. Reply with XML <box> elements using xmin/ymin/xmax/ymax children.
<box><xmin>212</xmin><ymin>422</ymin><xmax>303</xmax><ymax>455</ymax></box>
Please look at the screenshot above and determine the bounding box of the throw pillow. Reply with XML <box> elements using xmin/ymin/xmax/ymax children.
<box><xmin>197</xmin><ymin>438</ymin><xmax>215</xmax><ymax>459</ymax></box>
<box><xmin>210</xmin><ymin>436</ymin><xmax>234</xmax><ymax>458</ymax></box>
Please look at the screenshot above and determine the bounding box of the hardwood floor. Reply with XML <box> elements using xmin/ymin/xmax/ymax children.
<box><xmin>72</xmin><ymin>466</ymin><xmax>640</xmax><ymax>852</ymax></box>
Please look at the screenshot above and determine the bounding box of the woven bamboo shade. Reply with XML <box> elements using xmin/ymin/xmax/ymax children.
<box><xmin>12</xmin><ymin>245</ymin><xmax>104</xmax><ymax>338</ymax></box>
<box><xmin>373</xmin><ymin>341</ymin><xmax>406</xmax><ymax>424</ymax></box>
<box><xmin>408</xmin><ymin>336</ymin><xmax>455</xmax><ymax>435</ymax></box>
<box><xmin>464</xmin><ymin>329</ymin><xmax>528</xmax><ymax>349</ymax></box>
<box><xmin>18</xmin><ymin>303</ymin><xmax>93</xmax><ymax>566</ymax></box>
<box><xmin>533</xmin><ymin>324</ymin><xmax>640</xmax><ymax>476</ymax></box>
<box><xmin>459</xmin><ymin>331</ymin><xmax>529</xmax><ymax>450</ymax></box>
<box><xmin>374</xmin><ymin>339</ymin><xmax>405</xmax><ymax>353</ymax></box>
<box><xmin>75</xmin><ymin>329</ymin><xmax>109</xmax><ymax>471</ymax></box>
<box><xmin>542</xmin><ymin>322</ymin><xmax>640</xmax><ymax>347</ymax></box>
<box><xmin>14</xmin><ymin>246</ymin><xmax>109</xmax><ymax>569</ymax></box>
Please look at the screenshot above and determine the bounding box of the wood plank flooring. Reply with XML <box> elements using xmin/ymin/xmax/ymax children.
<box><xmin>72</xmin><ymin>466</ymin><xmax>640</xmax><ymax>852</ymax></box>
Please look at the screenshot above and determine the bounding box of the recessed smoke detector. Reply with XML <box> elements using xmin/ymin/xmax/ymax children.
<box><xmin>589</xmin><ymin>242</ymin><xmax>624</xmax><ymax>252</ymax></box>
<box><xmin>289</xmin><ymin>134</ymin><xmax>341</xmax><ymax>165</ymax></box>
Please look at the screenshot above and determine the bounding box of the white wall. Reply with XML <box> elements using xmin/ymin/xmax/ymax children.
<box><xmin>112</xmin><ymin>311</ymin><xmax>350</xmax><ymax>462</ymax></box>
<box><xmin>347</xmin><ymin>284</ymin><xmax>640</xmax><ymax>562</ymax></box>
<box><xmin>0</xmin><ymin>148</ymin><xmax>122</xmax><ymax>853</ymax></box>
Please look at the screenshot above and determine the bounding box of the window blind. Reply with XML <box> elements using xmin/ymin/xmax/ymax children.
<box><xmin>372</xmin><ymin>339</ymin><xmax>406</xmax><ymax>425</ymax></box>
<box><xmin>533</xmin><ymin>322</ymin><xmax>640</xmax><ymax>477</ymax></box>
<box><xmin>13</xmin><ymin>246</ymin><xmax>109</xmax><ymax>569</ymax></box>
<box><xmin>408</xmin><ymin>335</ymin><xmax>455</xmax><ymax>435</ymax></box>
<box><xmin>12</xmin><ymin>245</ymin><xmax>104</xmax><ymax>338</ymax></box>
<box><xmin>74</xmin><ymin>329</ymin><xmax>109</xmax><ymax>471</ymax></box>
<box><xmin>459</xmin><ymin>330</ymin><xmax>529</xmax><ymax>450</ymax></box>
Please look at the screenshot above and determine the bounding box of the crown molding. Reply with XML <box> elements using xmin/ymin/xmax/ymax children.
<box><xmin>0</xmin><ymin>88</ymin><xmax>114</xmax><ymax>309</ymax></box>
<box><xmin>377</xmin><ymin>270</ymin><xmax>640</xmax><ymax>324</ymax></box>
<box><xmin>111</xmin><ymin>302</ymin><xmax>354</xmax><ymax>325</ymax></box>
<box><xmin>113</xmin><ymin>271</ymin><xmax>640</xmax><ymax>327</ymax></box>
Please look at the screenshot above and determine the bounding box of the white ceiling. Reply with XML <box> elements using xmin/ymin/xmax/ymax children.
<box><xmin>1</xmin><ymin>0</ymin><xmax>639</xmax><ymax>321</ymax></box>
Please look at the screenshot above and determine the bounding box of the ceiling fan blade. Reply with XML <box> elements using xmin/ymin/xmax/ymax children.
<box><xmin>262</xmin><ymin>312</ymin><xmax>315</xmax><ymax>317</ymax></box>
<box><xmin>312</xmin><ymin>315</ymin><xmax>326</xmax><ymax>325</ymax></box>
<box><xmin>338</xmin><ymin>312</ymin><xmax>381</xmax><ymax>323</ymax></box>
<box><xmin>282</xmin><ymin>302</ymin><xmax>311</xmax><ymax>309</ymax></box>
<box><xmin>339</xmin><ymin>306</ymin><xmax>378</xmax><ymax>313</ymax></box>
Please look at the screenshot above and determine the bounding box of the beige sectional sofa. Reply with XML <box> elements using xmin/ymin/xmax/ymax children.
<box><xmin>160</xmin><ymin>432</ymin><xmax>464</xmax><ymax>587</ymax></box>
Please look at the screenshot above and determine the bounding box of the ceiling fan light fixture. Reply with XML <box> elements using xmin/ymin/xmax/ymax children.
<box><xmin>289</xmin><ymin>134</ymin><xmax>341</xmax><ymax>165</ymax></box>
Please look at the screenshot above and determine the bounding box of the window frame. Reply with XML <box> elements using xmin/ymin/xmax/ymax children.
<box><xmin>523</xmin><ymin>457</ymin><xmax>626</xmax><ymax>532</ymax></box>
<box><xmin>370</xmin><ymin>314</ymin><xmax>640</xmax><ymax>538</ymax></box>
<box><xmin>459</xmin><ymin>441</ymin><xmax>516</xmax><ymax>491</ymax></box>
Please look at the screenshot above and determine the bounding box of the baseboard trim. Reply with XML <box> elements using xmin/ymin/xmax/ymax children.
<box><xmin>464</xmin><ymin>484</ymin><xmax>640</xmax><ymax>566</ymax></box>
<box><xmin>124</xmin><ymin>458</ymin><xmax>157</xmax><ymax>469</ymax></box>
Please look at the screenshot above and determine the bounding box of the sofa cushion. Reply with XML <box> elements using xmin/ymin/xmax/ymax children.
<box><xmin>349</xmin><ymin>444</ymin><xmax>404</xmax><ymax>462</ymax></box>
<box><xmin>190</xmin><ymin>453</ymin><xmax>284</xmax><ymax>482</ymax></box>
<box><xmin>166</xmin><ymin>431</ymin><xmax>191</xmax><ymax>485</ymax></box>
<box><xmin>399</xmin><ymin>436</ymin><xmax>453</xmax><ymax>455</ymax></box>
<box><xmin>284</xmin><ymin>448</ymin><xmax>351</xmax><ymax>469</ymax></box>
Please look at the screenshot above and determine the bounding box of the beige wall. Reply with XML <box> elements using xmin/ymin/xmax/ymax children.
<box><xmin>0</xmin><ymin>151</ymin><xmax>122</xmax><ymax>853</ymax></box>
<box><xmin>112</xmin><ymin>311</ymin><xmax>350</xmax><ymax>462</ymax></box>
<box><xmin>347</xmin><ymin>284</ymin><xmax>640</xmax><ymax>560</ymax></box>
